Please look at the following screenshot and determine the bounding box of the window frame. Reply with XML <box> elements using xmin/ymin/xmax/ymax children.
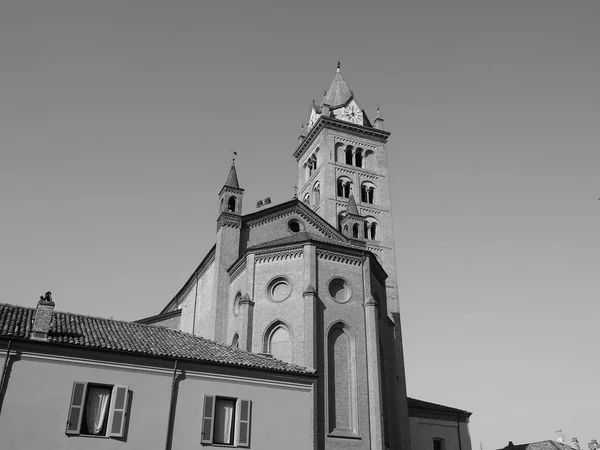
<box><xmin>201</xmin><ymin>395</ymin><xmax>252</xmax><ymax>448</ymax></box>
<box><xmin>65</xmin><ymin>381</ymin><xmax>129</xmax><ymax>439</ymax></box>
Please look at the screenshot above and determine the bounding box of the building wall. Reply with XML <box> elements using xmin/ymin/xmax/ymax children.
<box><xmin>408</xmin><ymin>417</ymin><xmax>472</xmax><ymax>450</ymax></box>
<box><xmin>0</xmin><ymin>343</ymin><xmax>314</xmax><ymax>450</ymax></box>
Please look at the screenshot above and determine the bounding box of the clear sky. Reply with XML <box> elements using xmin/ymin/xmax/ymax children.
<box><xmin>1</xmin><ymin>1</ymin><xmax>599</xmax><ymax>448</ymax></box>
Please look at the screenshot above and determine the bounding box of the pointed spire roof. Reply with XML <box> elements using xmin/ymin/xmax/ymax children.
<box><xmin>323</xmin><ymin>61</ymin><xmax>353</xmax><ymax>108</ymax></box>
<box><xmin>224</xmin><ymin>161</ymin><xmax>240</xmax><ymax>189</ymax></box>
<box><xmin>347</xmin><ymin>194</ymin><xmax>359</xmax><ymax>215</ymax></box>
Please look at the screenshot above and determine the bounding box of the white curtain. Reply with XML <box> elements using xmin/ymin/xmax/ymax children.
<box><xmin>86</xmin><ymin>386</ymin><xmax>111</xmax><ymax>435</ymax></box>
<box><xmin>214</xmin><ymin>399</ymin><xmax>235</xmax><ymax>444</ymax></box>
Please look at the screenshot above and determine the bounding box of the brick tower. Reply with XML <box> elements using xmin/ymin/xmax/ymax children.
<box><xmin>294</xmin><ymin>62</ymin><xmax>411</xmax><ymax>450</ymax></box>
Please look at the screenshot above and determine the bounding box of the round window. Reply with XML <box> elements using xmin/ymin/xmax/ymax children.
<box><xmin>233</xmin><ymin>292</ymin><xmax>242</xmax><ymax>316</ymax></box>
<box><xmin>288</xmin><ymin>219</ymin><xmax>302</xmax><ymax>233</ymax></box>
<box><xmin>328</xmin><ymin>277</ymin><xmax>352</xmax><ymax>303</ymax></box>
<box><xmin>267</xmin><ymin>277</ymin><xmax>292</xmax><ymax>303</ymax></box>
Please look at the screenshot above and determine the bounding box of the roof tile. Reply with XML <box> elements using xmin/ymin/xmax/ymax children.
<box><xmin>0</xmin><ymin>303</ymin><xmax>312</xmax><ymax>375</ymax></box>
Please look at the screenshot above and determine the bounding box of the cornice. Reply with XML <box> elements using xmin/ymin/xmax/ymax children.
<box><xmin>217</xmin><ymin>212</ymin><xmax>242</xmax><ymax>232</ymax></box>
<box><xmin>294</xmin><ymin>116</ymin><xmax>390</xmax><ymax>161</ymax></box>
<box><xmin>255</xmin><ymin>246</ymin><xmax>304</xmax><ymax>264</ymax></box>
<box><xmin>245</xmin><ymin>204</ymin><xmax>343</xmax><ymax>243</ymax></box>
<box><xmin>409</xmin><ymin>410</ymin><xmax>470</xmax><ymax>424</ymax></box>
<box><xmin>333</xmin><ymin>134</ymin><xmax>377</xmax><ymax>151</ymax></box>
<box><xmin>317</xmin><ymin>248</ymin><xmax>363</xmax><ymax>266</ymax></box>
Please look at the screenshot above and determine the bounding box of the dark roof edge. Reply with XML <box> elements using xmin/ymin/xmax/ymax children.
<box><xmin>159</xmin><ymin>244</ymin><xmax>217</xmax><ymax>314</ymax></box>
<box><xmin>407</xmin><ymin>397</ymin><xmax>472</xmax><ymax>417</ymax></box>
<box><xmin>0</xmin><ymin>335</ymin><xmax>317</xmax><ymax>377</ymax></box>
<box><xmin>134</xmin><ymin>309</ymin><xmax>182</xmax><ymax>325</ymax></box>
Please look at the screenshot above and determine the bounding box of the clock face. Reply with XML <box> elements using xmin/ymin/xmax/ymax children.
<box><xmin>342</xmin><ymin>104</ymin><xmax>363</xmax><ymax>124</ymax></box>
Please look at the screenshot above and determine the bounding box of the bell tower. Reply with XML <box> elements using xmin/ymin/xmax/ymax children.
<box><xmin>294</xmin><ymin>62</ymin><xmax>411</xmax><ymax>450</ymax></box>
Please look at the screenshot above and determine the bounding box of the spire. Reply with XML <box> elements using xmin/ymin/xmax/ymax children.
<box><xmin>347</xmin><ymin>193</ymin><xmax>359</xmax><ymax>215</ymax></box>
<box><xmin>324</xmin><ymin>61</ymin><xmax>353</xmax><ymax>108</ymax></box>
<box><xmin>224</xmin><ymin>160</ymin><xmax>240</xmax><ymax>189</ymax></box>
<box><xmin>374</xmin><ymin>104</ymin><xmax>384</xmax><ymax>130</ymax></box>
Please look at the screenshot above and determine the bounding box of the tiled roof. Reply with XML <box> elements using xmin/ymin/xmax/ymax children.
<box><xmin>0</xmin><ymin>304</ymin><xmax>34</xmax><ymax>338</ymax></box>
<box><xmin>496</xmin><ymin>441</ymin><xmax>575</xmax><ymax>450</ymax></box>
<box><xmin>407</xmin><ymin>397</ymin><xmax>472</xmax><ymax>416</ymax></box>
<box><xmin>0</xmin><ymin>303</ymin><xmax>313</xmax><ymax>375</ymax></box>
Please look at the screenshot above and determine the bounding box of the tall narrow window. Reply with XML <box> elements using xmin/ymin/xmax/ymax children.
<box><xmin>352</xmin><ymin>224</ymin><xmax>359</xmax><ymax>238</ymax></box>
<box><xmin>303</xmin><ymin>192</ymin><xmax>310</xmax><ymax>205</ymax></box>
<box><xmin>370</xmin><ymin>222</ymin><xmax>377</xmax><ymax>240</ymax></box>
<box><xmin>313</xmin><ymin>181</ymin><xmax>321</xmax><ymax>205</ymax></box>
<box><xmin>228</xmin><ymin>197</ymin><xmax>236</xmax><ymax>212</ymax></box>
<box><xmin>328</xmin><ymin>324</ymin><xmax>357</xmax><ymax>435</ymax></box>
<box><xmin>355</xmin><ymin>149</ymin><xmax>363</xmax><ymax>168</ymax></box>
<box><xmin>433</xmin><ymin>438</ymin><xmax>445</xmax><ymax>450</ymax></box>
<box><xmin>345</xmin><ymin>147</ymin><xmax>353</xmax><ymax>165</ymax></box>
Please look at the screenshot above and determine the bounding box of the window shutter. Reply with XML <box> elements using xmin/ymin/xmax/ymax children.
<box><xmin>65</xmin><ymin>382</ymin><xmax>87</xmax><ymax>435</ymax></box>
<box><xmin>201</xmin><ymin>395</ymin><xmax>216</xmax><ymax>444</ymax></box>
<box><xmin>237</xmin><ymin>399</ymin><xmax>252</xmax><ymax>447</ymax></box>
<box><xmin>107</xmin><ymin>385</ymin><xmax>129</xmax><ymax>438</ymax></box>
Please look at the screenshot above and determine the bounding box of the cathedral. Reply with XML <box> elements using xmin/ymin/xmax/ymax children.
<box><xmin>140</xmin><ymin>62</ymin><xmax>473</xmax><ymax>450</ymax></box>
<box><xmin>0</xmin><ymin>63</ymin><xmax>472</xmax><ymax>450</ymax></box>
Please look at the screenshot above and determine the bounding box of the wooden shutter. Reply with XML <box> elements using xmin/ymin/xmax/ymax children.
<box><xmin>107</xmin><ymin>385</ymin><xmax>129</xmax><ymax>438</ymax></box>
<box><xmin>65</xmin><ymin>382</ymin><xmax>87</xmax><ymax>435</ymax></box>
<box><xmin>237</xmin><ymin>399</ymin><xmax>252</xmax><ymax>447</ymax></box>
<box><xmin>201</xmin><ymin>395</ymin><xmax>216</xmax><ymax>444</ymax></box>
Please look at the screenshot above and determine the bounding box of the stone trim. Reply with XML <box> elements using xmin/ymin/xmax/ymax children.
<box><xmin>255</xmin><ymin>247</ymin><xmax>304</xmax><ymax>264</ymax></box>
<box><xmin>317</xmin><ymin>249</ymin><xmax>363</xmax><ymax>266</ymax></box>
<box><xmin>334</xmin><ymin>136</ymin><xmax>377</xmax><ymax>152</ymax></box>
<box><xmin>409</xmin><ymin>410</ymin><xmax>470</xmax><ymax>423</ymax></box>
<box><xmin>245</xmin><ymin>206</ymin><xmax>342</xmax><ymax>242</ymax></box>
<box><xmin>216</xmin><ymin>212</ymin><xmax>242</xmax><ymax>232</ymax></box>
<box><xmin>294</xmin><ymin>116</ymin><xmax>390</xmax><ymax>160</ymax></box>
<box><xmin>228</xmin><ymin>258</ymin><xmax>247</xmax><ymax>283</ymax></box>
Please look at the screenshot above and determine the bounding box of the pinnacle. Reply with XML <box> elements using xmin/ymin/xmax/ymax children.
<box><xmin>347</xmin><ymin>194</ymin><xmax>359</xmax><ymax>215</ymax></box>
<box><xmin>224</xmin><ymin>162</ymin><xmax>240</xmax><ymax>189</ymax></box>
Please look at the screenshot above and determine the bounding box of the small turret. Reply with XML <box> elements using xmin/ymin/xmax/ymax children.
<box><xmin>374</xmin><ymin>104</ymin><xmax>384</xmax><ymax>130</ymax></box>
<box><xmin>340</xmin><ymin>192</ymin><xmax>366</xmax><ymax>241</ymax></box>
<box><xmin>219</xmin><ymin>159</ymin><xmax>244</xmax><ymax>216</ymax></box>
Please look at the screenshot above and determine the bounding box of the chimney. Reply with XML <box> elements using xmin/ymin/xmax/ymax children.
<box><xmin>31</xmin><ymin>292</ymin><xmax>55</xmax><ymax>341</ymax></box>
<box><xmin>571</xmin><ymin>438</ymin><xmax>581</xmax><ymax>450</ymax></box>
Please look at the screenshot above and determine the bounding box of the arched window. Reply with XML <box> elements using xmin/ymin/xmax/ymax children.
<box><xmin>231</xmin><ymin>334</ymin><xmax>239</xmax><ymax>348</ymax></box>
<box><xmin>343</xmin><ymin>225</ymin><xmax>348</xmax><ymax>234</ymax></box>
<box><xmin>370</xmin><ymin>222</ymin><xmax>377</xmax><ymax>240</ymax></box>
<box><xmin>361</xmin><ymin>182</ymin><xmax>376</xmax><ymax>204</ymax></box>
<box><xmin>227</xmin><ymin>196</ymin><xmax>236</xmax><ymax>212</ymax></box>
<box><xmin>352</xmin><ymin>224</ymin><xmax>359</xmax><ymax>238</ymax></box>
<box><xmin>337</xmin><ymin>177</ymin><xmax>352</xmax><ymax>199</ymax></box>
<box><xmin>355</xmin><ymin>149</ymin><xmax>363</xmax><ymax>168</ymax></box>
<box><xmin>335</xmin><ymin>142</ymin><xmax>345</xmax><ymax>163</ymax></box>
<box><xmin>345</xmin><ymin>146</ymin><xmax>353</xmax><ymax>165</ymax></box>
<box><xmin>303</xmin><ymin>192</ymin><xmax>310</xmax><ymax>205</ymax></box>
<box><xmin>328</xmin><ymin>323</ymin><xmax>357</xmax><ymax>434</ymax></box>
<box><xmin>264</xmin><ymin>322</ymin><xmax>293</xmax><ymax>363</ymax></box>
<box><xmin>365</xmin><ymin>217</ymin><xmax>379</xmax><ymax>240</ymax></box>
<box><xmin>313</xmin><ymin>181</ymin><xmax>321</xmax><ymax>205</ymax></box>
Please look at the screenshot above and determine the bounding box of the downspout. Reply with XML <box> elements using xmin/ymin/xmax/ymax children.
<box><xmin>165</xmin><ymin>359</ymin><xmax>179</xmax><ymax>450</ymax></box>
<box><xmin>0</xmin><ymin>339</ymin><xmax>13</xmax><ymax>395</ymax></box>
